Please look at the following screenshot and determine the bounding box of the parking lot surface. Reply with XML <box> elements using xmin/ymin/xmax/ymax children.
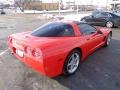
<box><xmin>0</xmin><ymin>14</ymin><xmax>120</xmax><ymax>90</ymax></box>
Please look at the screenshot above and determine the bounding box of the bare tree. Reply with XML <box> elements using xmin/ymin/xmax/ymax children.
<box><xmin>14</xmin><ymin>0</ymin><xmax>32</xmax><ymax>12</ymax></box>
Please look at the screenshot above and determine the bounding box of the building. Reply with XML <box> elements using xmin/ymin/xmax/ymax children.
<box><xmin>25</xmin><ymin>1</ymin><xmax>58</xmax><ymax>11</ymax></box>
<box><xmin>16</xmin><ymin>0</ymin><xmax>59</xmax><ymax>11</ymax></box>
<box><xmin>65</xmin><ymin>0</ymin><xmax>120</xmax><ymax>11</ymax></box>
<box><xmin>65</xmin><ymin>0</ymin><xmax>95</xmax><ymax>11</ymax></box>
<box><xmin>109</xmin><ymin>0</ymin><xmax>120</xmax><ymax>10</ymax></box>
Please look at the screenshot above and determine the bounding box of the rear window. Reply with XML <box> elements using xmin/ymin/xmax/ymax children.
<box><xmin>113</xmin><ymin>12</ymin><xmax>120</xmax><ymax>16</ymax></box>
<box><xmin>31</xmin><ymin>22</ymin><xmax>75</xmax><ymax>37</ymax></box>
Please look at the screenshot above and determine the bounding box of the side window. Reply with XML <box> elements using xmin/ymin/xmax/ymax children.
<box><xmin>93</xmin><ymin>12</ymin><xmax>111</xmax><ymax>18</ymax></box>
<box><xmin>61</xmin><ymin>24</ymin><xmax>75</xmax><ymax>36</ymax></box>
<box><xmin>102</xmin><ymin>13</ymin><xmax>108</xmax><ymax>17</ymax></box>
<box><xmin>77</xmin><ymin>24</ymin><xmax>97</xmax><ymax>35</ymax></box>
<box><xmin>93</xmin><ymin>13</ymin><xmax>102</xmax><ymax>18</ymax></box>
<box><xmin>101</xmin><ymin>12</ymin><xmax>111</xmax><ymax>17</ymax></box>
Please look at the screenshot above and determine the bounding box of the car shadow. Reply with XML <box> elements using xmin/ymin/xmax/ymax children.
<box><xmin>53</xmin><ymin>39</ymin><xmax>120</xmax><ymax>90</ymax></box>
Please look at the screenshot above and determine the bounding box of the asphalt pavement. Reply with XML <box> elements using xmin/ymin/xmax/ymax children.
<box><xmin>0</xmin><ymin>14</ymin><xmax>120</xmax><ymax>90</ymax></box>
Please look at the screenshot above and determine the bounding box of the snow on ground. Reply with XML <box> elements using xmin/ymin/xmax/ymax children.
<box><xmin>15</xmin><ymin>9</ymin><xmax>91</xmax><ymax>20</ymax></box>
<box><xmin>16</xmin><ymin>9</ymin><xmax>74</xmax><ymax>14</ymax></box>
<box><xmin>37</xmin><ymin>13</ymin><xmax>91</xmax><ymax>21</ymax></box>
<box><xmin>63</xmin><ymin>14</ymin><xmax>90</xmax><ymax>21</ymax></box>
<box><xmin>49</xmin><ymin>13</ymin><xmax>91</xmax><ymax>21</ymax></box>
<box><xmin>5</xmin><ymin>9</ymin><xmax>91</xmax><ymax>21</ymax></box>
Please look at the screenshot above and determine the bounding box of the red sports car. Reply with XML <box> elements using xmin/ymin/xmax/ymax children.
<box><xmin>7</xmin><ymin>21</ymin><xmax>112</xmax><ymax>77</ymax></box>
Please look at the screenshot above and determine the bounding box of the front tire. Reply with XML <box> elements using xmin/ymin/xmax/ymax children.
<box><xmin>63</xmin><ymin>49</ymin><xmax>81</xmax><ymax>76</ymax></box>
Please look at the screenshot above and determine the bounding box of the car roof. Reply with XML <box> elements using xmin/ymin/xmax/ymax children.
<box><xmin>93</xmin><ymin>10</ymin><xmax>116</xmax><ymax>14</ymax></box>
<box><xmin>48</xmin><ymin>20</ymin><xmax>87</xmax><ymax>26</ymax></box>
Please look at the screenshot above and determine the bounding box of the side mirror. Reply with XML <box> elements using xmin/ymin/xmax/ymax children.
<box><xmin>97</xmin><ymin>30</ymin><xmax>103</xmax><ymax>34</ymax></box>
<box><xmin>90</xmin><ymin>15</ymin><xmax>94</xmax><ymax>18</ymax></box>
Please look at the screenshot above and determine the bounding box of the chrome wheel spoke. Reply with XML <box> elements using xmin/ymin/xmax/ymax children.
<box><xmin>107</xmin><ymin>34</ymin><xmax>111</xmax><ymax>45</ymax></box>
<box><xmin>107</xmin><ymin>22</ymin><xmax>113</xmax><ymax>28</ymax></box>
<box><xmin>67</xmin><ymin>53</ymin><xmax>80</xmax><ymax>73</ymax></box>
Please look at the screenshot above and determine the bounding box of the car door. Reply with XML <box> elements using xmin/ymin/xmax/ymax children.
<box><xmin>92</xmin><ymin>12</ymin><xmax>108</xmax><ymax>26</ymax></box>
<box><xmin>77</xmin><ymin>23</ymin><xmax>105</xmax><ymax>56</ymax></box>
<box><xmin>85</xmin><ymin>12</ymin><xmax>103</xmax><ymax>25</ymax></box>
<box><xmin>84</xmin><ymin>15</ymin><xmax>95</xmax><ymax>24</ymax></box>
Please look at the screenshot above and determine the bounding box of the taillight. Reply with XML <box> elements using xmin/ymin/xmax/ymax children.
<box><xmin>25</xmin><ymin>47</ymin><xmax>32</xmax><ymax>55</ymax></box>
<box><xmin>32</xmin><ymin>49</ymin><xmax>40</xmax><ymax>58</ymax></box>
<box><xmin>25</xmin><ymin>47</ymin><xmax>41</xmax><ymax>58</ymax></box>
<box><xmin>8</xmin><ymin>36</ymin><xmax>12</xmax><ymax>43</ymax></box>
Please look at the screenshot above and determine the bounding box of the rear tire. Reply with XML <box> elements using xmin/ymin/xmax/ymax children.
<box><xmin>104</xmin><ymin>33</ymin><xmax>112</xmax><ymax>47</ymax></box>
<box><xmin>63</xmin><ymin>49</ymin><xmax>81</xmax><ymax>76</ymax></box>
<box><xmin>106</xmin><ymin>21</ymin><xmax>113</xmax><ymax>28</ymax></box>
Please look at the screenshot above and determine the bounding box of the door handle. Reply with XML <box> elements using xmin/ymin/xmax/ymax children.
<box><xmin>86</xmin><ymin>38</ymin><xmax>90</xmax><ymax>40</ymax></box>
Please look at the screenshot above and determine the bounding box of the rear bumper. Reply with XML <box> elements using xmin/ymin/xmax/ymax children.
<box><xmin>9</xmin><ymin>46</ymin><xmax>47</xmax><ymax>76</ymax></box>
<box><xmin>8</xmin><ymin>42</ymin><xmax>57</xmax><ymax>77</ymax></box>
<box><xmin>112</xmin><ymin>19</ymin><xmax>120</xmax><ymax>27</ymax></box>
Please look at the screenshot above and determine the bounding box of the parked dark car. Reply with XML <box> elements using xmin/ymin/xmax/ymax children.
<box><xmin>81</xmin><ymin>11</ymin><xmax>120</xmax><ymax>28</ymax></box>
<box><xmin>0</xmin><ymin>9</ymin><xmax>6</xmax><ymax>14</ymax></box>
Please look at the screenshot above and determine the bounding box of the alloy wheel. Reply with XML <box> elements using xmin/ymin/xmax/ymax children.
<box><xmin>67</xmin><ymin>53</ymin><xmax>80</xmax><ymax>74</ymax></box>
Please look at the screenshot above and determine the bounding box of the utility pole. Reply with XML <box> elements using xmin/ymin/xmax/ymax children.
<box><xmin>77</xmin><ymin>3</ymin><xmax>78</xmax><ymax>14</ymax></box>
<box><xmin>74</xmin><ymin>0</ymin><xmax>75</xmax><ymax>11</ymax></box>
<box><xmin>59</xmin><ymin>0</ymin><xmax>60</xmax><ymax>15</ymax></box>
<box><xmin>58</xmin><ymin>0</ymin><xmax>63</xmax><ymax>15</ymax></box>
<box><xmin>75</xmin><ymin>0</ymin><xmax>79</xmax><ymax>15</ymax></box>
<box><xmin>113</xmin><ymin>0</ymin><xmax>119</xmax><ymax>11</ymax></box>
<box><xmin>113</xmin><ymin>1</ymin><xmax>115</xmax><ymax>11</ymax></box>
<box><xmin>106</xmin><ymin>0</ymin><xmax>108</xmax><ymax>9</ymax></box>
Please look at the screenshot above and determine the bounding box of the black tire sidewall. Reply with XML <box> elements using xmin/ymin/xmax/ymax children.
<box><xmin>63</xmin><ymin>49</ymin><xmax>81</xmax><ymax>76</ymax></box>
<box><xmin>104</xmin><ymin>33</ymin><xmax>111</xmax><ymax>47</ymax></box>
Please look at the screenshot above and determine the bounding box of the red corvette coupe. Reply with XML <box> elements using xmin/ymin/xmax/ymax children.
<box><xmin>7</xmin><ymin>21</ymin><xmax>112</xmax><ymax>77</ymax></box>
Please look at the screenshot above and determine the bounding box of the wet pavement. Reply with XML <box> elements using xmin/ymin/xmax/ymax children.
<box><xmin>0</xmin><ymin>14</ymin><xmax>120</xmax><ymax>90</ymax></box>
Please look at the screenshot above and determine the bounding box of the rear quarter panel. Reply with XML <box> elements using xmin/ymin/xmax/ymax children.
<box><xmin>39</xmin><ymin>37</ymin><xmax>84</xmax><ymax>77</ymax></box>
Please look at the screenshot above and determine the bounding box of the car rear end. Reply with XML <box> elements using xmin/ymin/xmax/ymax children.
<box><xmin>114</xmin><ymin>17</ymin><xmax>120</xmax><ymax>27</ymax></box>
<box><xmin>110</xmin><ymin>12</ymin><xmax>120</xmax><ymax>27</ymax></box>
<box><xmin>7</xmin><ymin>33</ymin><xmax>48</xmax><ymax>77</ymax></box>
